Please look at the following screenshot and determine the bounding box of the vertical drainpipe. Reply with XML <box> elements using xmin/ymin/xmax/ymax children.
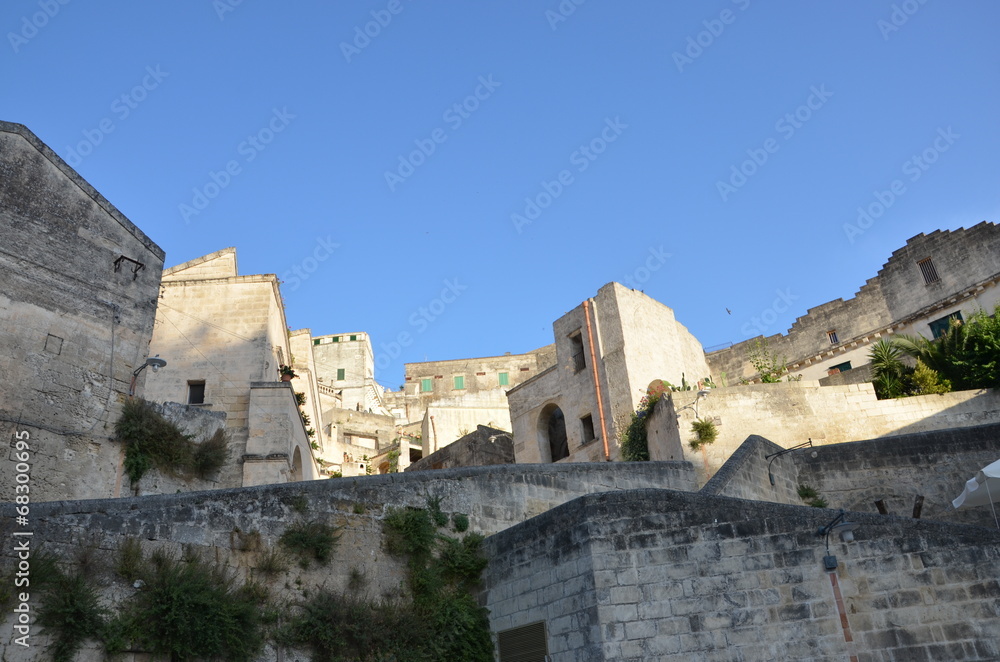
<box><xmin>583</xmin><ymin>299</ymin><xmax>611</xmax><ymax>461</ymax></box>
<box><xmin>429</xmin><ymin>415</ymin><xmax>438</xmax><ymax>453</ymax></box>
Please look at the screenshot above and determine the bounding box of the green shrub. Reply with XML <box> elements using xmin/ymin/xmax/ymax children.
<box><xmin>619</xmin><ymin>394</ymin><xmax>659</xmax><ymax>462</ymax></box>
<box><xmin>117</xmin><ymin>537</ymin><xmax>144</xmax><ymax>581</ymax></box>
<box><xmin>37</xmin><ymin>571</ymin><xmax>106</xmax><ymax>662</ymax></box>
<box><xmin>452</xmin><ymin>512</ymin><xmax>470</xmax><ymax>533</ymax></box>
<box><xmin>797</xmin><ymin>484</ymin><xmax>828</xmax><ymax>508</ymax></box>
<box><xmin>689</xmin><ymin>418</ymin><xmax>718</xmax><ymax>451</ymax></box>
<box><xmin>279</xmin><ymin>520</ymin><xmax>341</xmax><ymax>567</ymax></box>
<box><xmin>255</xmin><ymin>547</ymin><xmax>288</xmax><ymax>577</ymax></box>
<box><xmin>426</xmin><ymin>494</ymin><xmax>449</xmax><ymax>527</ymax></box>
<box><xmin>192</xmin><ymin>429</ymin><xmax>230</xmax><ymax>478</ymax></box>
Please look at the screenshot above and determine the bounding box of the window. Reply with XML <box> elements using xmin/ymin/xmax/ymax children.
<box><xmin>454</xmin><ymin>375</ymin><xmax>465</xmax><ymax>390</ymax></box>
<box><xmin>827</xmin><ymin>330</ymin><xmax>839</xmax><ymax>344</ymax></box>
<box><xmin>497</xmin><ymin>621</ymin><xmax>548</xmax><ymax>662</ymax></box>
<box><xmin>828</xmin><ymin>361</ymin><xmax>852</xmax><ymax>375</ymax></box>
<box><xmin>917</xmin><ymin>257</ymin><xmax>940</xmax><ymax>285</ymax></box>
<box><xmin>420</xmin><ymin>378</ymin><xmax>432</xmax><ymax>392</ymax></box>
<box><xmin>349</xmin><ymin>334</ymin><xmax>357</xmax><ymax>341</ymax></box>
<box><xmin>929</xmin><ymin>311</ymin><xmax>963</xmax><ymax>339</ymax></box>
<box><xmin>337</xmin><ymin>368</ymin><xmax>345</xmax><ymax>381</ymax></box>
<box><xmin>569</xmin><ymin>331</ymin><xmax>586</xmax><ymax>372</ymax></box>
<box><xmin>498</xmin><ymin>372</ymin><xmax>509</xmax><ymax>386</ymax></box>
<box><xmin>187</xmin><ymin>381</ymin><xmax>206</xmax><ymax>405</ymax></box>
<box><xmin>581</xmin><ymin>414</ymin><xmax>596</xmax><ymax>443</ymax></box>
<box><xmin>331</xmin><ymin>336</ymin><xmax>340</xmax><ymax>342</ymax></box>
<box><xmin>313</xmin><ymin>339</ymin><xmax>321</xmax><ymax>345</ymax></box>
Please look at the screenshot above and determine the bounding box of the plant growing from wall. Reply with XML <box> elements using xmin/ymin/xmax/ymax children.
<box><xmin>387</xmin><ymin>448</ymin><xmax>400</xmax><ymax>473</ymax></box>
<box><xmin>797</xmin><ymin>484</ymin><xmax>828</xmax><ymax>508</ymax></box>
<box><xmin>295</xmin><ymin>391</ymin><xmax>307</xmax><ymax>406</ymax></box>
<box><xmin>619</xmin><ymin>394</ymin><xmax>660</xmax><ymax>461</ymax></box>
<box><xmin>745</xmin><ymin>338</ymin><xmax>790</xmax><ymax>383</ymax></box>
<box><xmin>688</xmin><ymin>418</ymin><xmax>718</xmax><ymax>451</ymax></box>
<box><xmin>279</xmin><ymin>520</ymin><xmax>342</xmax><ymax>568</ymax></box>
<box><xmin>115</xmin><ymin>398</ymin><xmax>229</xmax><ymax>484</ymax></box>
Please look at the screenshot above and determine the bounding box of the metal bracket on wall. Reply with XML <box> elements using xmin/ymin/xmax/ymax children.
<box><xmin>114</xmin><ymin>255</ymin><xmax>145</xmax><ymax>280</ymax></box>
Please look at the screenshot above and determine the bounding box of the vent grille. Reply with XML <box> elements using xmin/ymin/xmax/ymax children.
<box><xmin>497</xmin><ymin>621</ymin><xmax>548</xmax><ymax>662</ymax></box>
<box><xmin>918</xmin><ymin>257</ymin><xmax>940</xmax><ymax>284</ymax></box>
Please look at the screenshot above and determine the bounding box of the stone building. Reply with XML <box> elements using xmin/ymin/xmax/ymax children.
<box><xmin>0</xmin><ymin>120</ymin><xmax>165</xmax><ymax>502</ymax></box>
<box><xmin>708</xmin><ymin>223</ymin><xmax>1000</xmax><ymax>383</ymax></box>
<box><xmin>507</xmin><ymin>283</ymin><xmax>710</xmax><ymax>464</ymax></box>
<box><xmin>144</xmin><ymin>248</ymin><xmax>319</xmax><ymax>487</ymax></box>
<box><xmin>310</xmin><ymin>332</ymin><xmax>387</xmax><ymax>414</ymax></box>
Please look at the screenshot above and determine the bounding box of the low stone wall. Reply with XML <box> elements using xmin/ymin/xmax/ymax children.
<box><xmin>703</xmin><ymin>424</ymin><xmax>1000</xmax><ymax>529</ymax></box>
<box><xmin>663</xmin><ymin>382</ymin><xmax>1000</xmax><ymax>483</ymax></box>
<box><xmin>482</xmin><ymin>489</ymin><xmax>1000</xmax><ymax>661</ymax></box>
<box><xmin>407</xmin><ymin>425</ymin><xmax>514</xmax><ymax>471</ymax></box>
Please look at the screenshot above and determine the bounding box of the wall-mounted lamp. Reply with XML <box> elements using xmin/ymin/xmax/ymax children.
<box><xmin>765</xmin><ymin>439</ymin><xmax>813</xmax><ymax>486</ymax></box>
<box><xmin>816</xmin><ymin>509</ymin><xmax>859</xmax><ymax>570</ymax></box>
<box><xmin>129</xmin><ymin>355</ymin><xmax>167</xmax><ymax>396</ymax></box>
<box><xmin>675</xmin><ymin>389</ymin><xmax>711</xmax><ymax>418</ymax></box>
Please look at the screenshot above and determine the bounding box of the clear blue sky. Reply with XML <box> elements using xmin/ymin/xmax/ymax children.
<box><xmin>4</xmin><ymin>1</ymin><xmax>998</xmax><ymax>387</ymax></box>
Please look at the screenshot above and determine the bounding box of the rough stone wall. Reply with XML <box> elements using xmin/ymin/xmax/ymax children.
<box><xmin>407</xmin><ymin>425</ymin><xmax>513</xmax><ymax>471</ymax></box>
<box><xmin>321</xmin><ymin>407</ymin><xmax>396</xmax><ymax>476</ymax></box>
<box><xmin>420</xmin><ymin>390</ymin><xmax>511</xmax><ymax>455</ymax></box>
<box><xmin>482</xmin><ymin>489</ymin><xmax>1000</xmax><ymax>661</ymax></box>
<box><xmin>0</xmin><ymin>121</ymin><xmax>165</xmax><ymax>503</ymax></box>
<box><xmin>664</xmin><ymin>382</ymin><xmax>1000</xmax><ymax>484</ymax></box>
<box><xmin>707</xmin><ymin>223</ymin><xmax>1000</xmax><ymax>384</ymax></box>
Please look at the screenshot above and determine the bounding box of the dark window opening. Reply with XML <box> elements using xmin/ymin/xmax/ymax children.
<box><xmin>545</xmin><ymin>407</ymin><xmax>568</xmax><ymax>462</ymax></box>
<box><xmin>827</xmin><ymin>361</ymin><xmax>852</xmax><ymax>375</ymax></box>
<box><xmin>570</xmin><ymin>332</ymin><xmax>586</xmax><ymax>373</ymax></box>
<box><xmin>188</xmin><ymin>381</ymin><xmax>206</xmax><ymax>405</ymax></box>
<box><xmin>929</xmin><ymin>311</ymin><xmax>963</xmax><ymax>339</ymax></box>
<box><xmin>581</xmin><ymin>414</ymin><xmax>596</xmax><ymax>444</ymax></box>
<box><xmin>918</xmin><ymin>257</ymin><xmax>940</xmax><ymax>285</ymax></box>
<box><xmin>497</xmin><ymin>621</ymin><xmax>549</xmax><ymax>662</ymax></box>
<box><xmin>828</xmin><ymin>330</ymin><xmax>839</xmax><ymax>344</ymax></box>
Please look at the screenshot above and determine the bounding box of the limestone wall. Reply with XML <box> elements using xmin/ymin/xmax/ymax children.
<box><xmin>0</xmin><ymin>121</ymin><xmax>165</xmax><ymax>503</ymax></box>
<box><xmin>482</xmin><ymin>489</ymin><xmax>1000</xmax><ymax>661</ymax></box>
<box><xmin>665</xmin><ymin>382</ymin><xmax>1000</xmax><ymax>483</ymax></box>
<box><xmin>407</xmin><ymin>425</ymin><xmax>513</xmax><ymax>471</ymax></box>
<box><xmin>244</xmin><ymin>382</ymin><xmax>319</xmax><ymax>485</ymax></box>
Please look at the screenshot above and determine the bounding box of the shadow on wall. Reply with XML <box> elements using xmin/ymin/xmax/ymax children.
<box><xmin>703</xmin><ymin>424</ymin><xmax>1000</xmax><ymax>529</ymax></box>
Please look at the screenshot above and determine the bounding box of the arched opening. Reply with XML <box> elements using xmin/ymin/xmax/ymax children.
<box><xmin>291</xmin><ymin>447</ymin><xmax>303</xmax><ymax>482</ymax></box>
<box><xmin>538</xmin><ymin>403</ymin><xmax>568</xmax><ymax>462</ymax></box>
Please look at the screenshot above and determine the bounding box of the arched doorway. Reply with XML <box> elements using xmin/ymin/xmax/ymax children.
<box><xmin>538</xmin><ymin>404</ymin><xmax>568</xmax><ymax>462</ymax></box>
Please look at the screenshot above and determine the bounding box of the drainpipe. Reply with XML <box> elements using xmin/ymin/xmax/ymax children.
<box><xmin>583</xmin><ymin>299</ymin><xmax>610</xmax><ymax>461</ymax></box>
<box><xmin>429</xmin><ymin>415</ymin><xmax>438</xmax><ymax>453</ymax></box>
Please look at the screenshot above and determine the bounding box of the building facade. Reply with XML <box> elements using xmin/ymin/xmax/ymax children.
<box><xmin>0</xmin><ymin>121</ymin><xmax>165</xmax><ymax>502</ymax></box>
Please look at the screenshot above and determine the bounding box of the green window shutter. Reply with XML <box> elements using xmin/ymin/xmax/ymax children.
<box><xmin>498</xmin><ymin>372</ymin><xmax>509</xmax><ymax>386</ymax></box>
<box><xmin>313</xmin><ymin>339</ymin><xmax>321</xmax><ymax>345</ymax></box>
<box><xmin>337</xmin><ymin>368</ymin><xmax>345</xmax><ymax>380</ymax></box>
<box><xmin>421</xmin><ymin>379</ymin><xmax>432</xmax><ymax>392</ymax></box>
<box><xmin>350</xmin><ymin>335</ymin><xmax>357</xmax><ymax>341</ymax></box>
<box><xmin>454</xmin><ymin>376</ymin><xmax>465</xmax><ymax>390</ymax></box>
<box><xmin>332</xmin><ymin>336</ymin><xmax>339</xmax><ymax>343</ymax></box>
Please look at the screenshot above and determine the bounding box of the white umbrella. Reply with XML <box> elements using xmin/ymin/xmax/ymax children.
<box><xmin>953</xmin><ymin>458</ymin><xmax>1000</xmax><ymax>528</ymax></box>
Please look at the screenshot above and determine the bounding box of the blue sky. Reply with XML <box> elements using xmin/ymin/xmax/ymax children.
<box><xmin>4</xmin><ymin>1</ymin><xmax>999</xmax><ymax>387</ymax></box>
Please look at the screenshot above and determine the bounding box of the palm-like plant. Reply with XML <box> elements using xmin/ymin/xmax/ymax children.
<box><xmin>894</xmin><ymin>318</ymin><xmax>967</xmax><ymax>388</ymax></box>
<box><xmin>869</xmin><ymin>337</ymin><xmax>908</xmax><ymax>398</ymax></box>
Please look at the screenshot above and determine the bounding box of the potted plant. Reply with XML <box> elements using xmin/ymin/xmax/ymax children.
<box><xmin>279</xmin><ymin>365</ymin><xmax>297</xmax><ymax>382</ymax></box>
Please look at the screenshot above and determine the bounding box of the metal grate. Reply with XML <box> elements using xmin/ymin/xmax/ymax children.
<box><xmin>917</xmin><ymin>257</ymin><xmax>940</xmax><ymax>284</ymax></box>
<box><xmin>497</xmin><ymin>621</ymin><xmax>549</xmax><ymax>662</ymax></box>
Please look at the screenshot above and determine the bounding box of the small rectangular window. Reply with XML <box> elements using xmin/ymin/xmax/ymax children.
<box><xmin>498</xmin><ymin>372</ymin><xmax>509</xmax><ymax>386</ymax></box>
<box><xmin>498</xmin><ymin>621</ymin><xmax>548</xmax><ymax>662</ymax></box>
<box><xmin>350</xmin><ymin>334</ymin><xmax>357</xmax><ymax>341</ymax></box>
<box><xmin>188</xmin><ymin>381</ymin><xmax>206</xmax><ymax>405</ymax></box>
<box><xmin>421</xmin><ymin>378</ymin><xmax>432</xmax><ymax>392</ymax></box>
<box><xmin>313</xmin><ymin>339</ymin><xmax>321</xmax><ymax>345</ymax></box>
<box><xmin>581</xmin><ymin>414</ymin><xmax>596</xmax><ymax>443</ymax></box>
<box><xmin>570</xmin><ymin>331</ymin><xmax>586</xmax><ymax>373</ymax></box>
<box><xmin>918</xmin><ymin>257</ymin><xmax>940</xmax><ymax>285</ymax></box>
<box><xmin>828</xmin><ymin>330</ymin><xmax>839</xmax><ymax>344</ymax></box>
<box><xmin>331</xmin><ymin>336</ymin><xmax>340</xmax><ymax>343</ymax></box>
<box><xmin>337</xmin><ymin>368</ymin><xmax>345</xmax><ymax>381</ymax></box>
<box><xmin>929</xmin><ymin>311</ymin><xmax>963</xmax><ymax>339</ymax></box>
<box><xmin>454</xmin><ymin>375</ymin><xmax>465</xmax><ymax>390</ymax></box>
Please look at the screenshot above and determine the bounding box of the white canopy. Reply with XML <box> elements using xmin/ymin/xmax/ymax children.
<box><xmin>953</xmin><ymin>458</ymin><xmax>1000</xmax><ymax>509</ymax></box>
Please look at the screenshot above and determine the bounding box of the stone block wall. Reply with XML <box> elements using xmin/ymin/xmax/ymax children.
<box><xmin>407</xmin><ymin>425</ymin><xmax>513</xmax><ymax>471</ymax></box>
<box><xmin>483</xmin><ymin>489</ymin><xmax>1000</xmax><ymax>661</ymax></box>
<box><xmin>0</xmin><ymin>121</ymin><xmax>165</xmax><ymax>503</ymax></box>
<box><xmin>664</xmin><ymin>382</ymin><xmax>1000</xmax><ymax>484</ymax></box>
<box><xmin>244</xmin><ymin>382</ymin><xmax>318</xmax><ymax>485</ymax></box>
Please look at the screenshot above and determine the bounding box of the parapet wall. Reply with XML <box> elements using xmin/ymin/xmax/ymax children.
<box><xmin>483</xmin><ymin>489</ymin><xmax>1000</xmax><ymax>661</ymax></box>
